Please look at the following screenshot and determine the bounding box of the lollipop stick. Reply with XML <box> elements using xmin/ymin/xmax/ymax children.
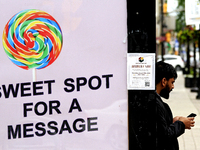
<box><xmin>32</xmin><ymin>68</ymin><xmax>37</xmax><ymax>81</ymax></box>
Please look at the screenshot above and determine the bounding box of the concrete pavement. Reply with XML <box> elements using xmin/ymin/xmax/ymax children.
<box><xmin>165</xmin><ymin>71</ymin><xmax>200</xmax><ymax>150</ymax></box>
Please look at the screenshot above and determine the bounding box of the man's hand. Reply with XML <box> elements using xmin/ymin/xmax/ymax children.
<box><xmin>173</xmin><ymin>116</ymin><xmax>181</xmax><ymax>123</ymax></box>
<box><xmin>179</xmin><ymin>117</ymin><xmax>195</xmax><ymax>129</ymax></box>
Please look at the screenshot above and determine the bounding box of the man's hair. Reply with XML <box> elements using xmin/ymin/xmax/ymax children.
<box><xmin>156</xmin><ymin>61</ymin><xmax>177</xmax><ymax>85</ymax></box>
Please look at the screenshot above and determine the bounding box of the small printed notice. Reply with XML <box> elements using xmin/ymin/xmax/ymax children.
<box><xmin>127</xmin><ymin>53</ymin><xmax>155</xmax><ymax>90</ymax></box>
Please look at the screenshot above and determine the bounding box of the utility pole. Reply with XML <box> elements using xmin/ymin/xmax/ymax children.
<box><xmin>127</xmin><ymin>0</ymin><xmax>156</xmax><ymax>149</ymax></box>
<box><xmin>161</xmin><ymin>0</ymin><xmax>164</xmax><ymax>61</ymax></box>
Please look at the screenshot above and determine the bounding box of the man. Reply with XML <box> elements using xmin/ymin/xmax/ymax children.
<box><xmin>156</xmin><ymin>61</ymin><xmax>195</xmax><ymax>150</ymax></box>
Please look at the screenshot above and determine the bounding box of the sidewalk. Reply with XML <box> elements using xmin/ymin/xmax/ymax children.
<box><xmin>165</xmin><ymin>71</ymin><xmax>200</xmax><ymax>150</ymax></box>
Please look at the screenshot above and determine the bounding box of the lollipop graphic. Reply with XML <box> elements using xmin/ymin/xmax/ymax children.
<box><xmin>2</xmin><ymin>9</ymin><xmax>63</xmax><ymax>81</ymax></box>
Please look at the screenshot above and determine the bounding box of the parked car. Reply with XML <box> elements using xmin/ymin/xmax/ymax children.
<box><xmin>157</xmin><ymin>54</ymin><xmax>185</xmax><ymax>71</ymax></box>
<box><xmin>180</xmin><ymin>46</ymin><xmax>199</xmax><ymax>67</ymax></box>
<box><xmin>190</xmin><ymin>48</ymin><xmax>199</xmax><ymax>67</ymax></box>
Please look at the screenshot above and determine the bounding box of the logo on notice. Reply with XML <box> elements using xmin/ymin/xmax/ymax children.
<box><xmin>139</xmin><ymin>57</ymin><xmax>144</xmax><ymax>62</ymax></box>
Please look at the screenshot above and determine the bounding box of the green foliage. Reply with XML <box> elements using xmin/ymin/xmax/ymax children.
<box><xmin>175</xmin><ymin>0</ymin><xmax>185</xmax><ymax>32</ymax></box>
<box><xmin>175</xmin><ymin>0</ymin><xmax>200</xmax><ymax>31</ymax></box>
<box><xmin>175</xmin><ymin>0</ymin><xmax>200</xmax><ymax>43</ymax></box>
<box><xmin>177</xmin><ymin>25</ymin><xmax>197</xmax><ymax>43</ymax></box>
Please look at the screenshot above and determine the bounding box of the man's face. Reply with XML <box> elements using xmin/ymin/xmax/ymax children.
<box><xmin>160</xmin><ymin>78</ymin><xmax>175</xmax><ymax>99</ymax></box>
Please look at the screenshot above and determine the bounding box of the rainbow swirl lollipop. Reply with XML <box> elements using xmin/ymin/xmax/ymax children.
<box><xmin>2</xmin><ymin>9</ymin><xmax>63</xmax><ymax>70</ymax></box>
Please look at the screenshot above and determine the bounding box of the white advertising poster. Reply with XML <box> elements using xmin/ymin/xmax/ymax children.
<box><xmin>127</xmin><ymin>53</ymin><xmax>155</xmax><ymax>90</ymax></box>
<box><xmin>185</xmin><ymin>0</ymin><xmax>200</xmax><ymax>26</ymax></box>
<box><xmin>0</xmin><ymin>0</ymin><xmax>128</xmax><ymax>150</ymax></box>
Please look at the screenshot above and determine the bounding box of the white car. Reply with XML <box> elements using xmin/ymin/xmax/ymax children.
<box><xmin>157</xmin><ymin>54</ymin><xmax>185</xmax><ymax>71</ymax></box>
<box><xmin>190</xmin><ymin>48</ymin><xmax>199</xmax><ymax>67</ymax></box>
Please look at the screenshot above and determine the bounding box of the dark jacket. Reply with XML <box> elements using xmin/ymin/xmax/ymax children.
<box><xmin>156</xmin><ymin>93</ymin><xmax>185</xmax><ymax>150</ymax></box>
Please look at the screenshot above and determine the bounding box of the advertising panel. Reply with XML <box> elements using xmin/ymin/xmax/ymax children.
<box><xmin>185</xmin><ymin>0</ymin><xmax>200</xmax><ymax>26</ymax></box>
<box><xmin>0</xmin><ymin>0</ymin><xmax>128</xmax><ymax>149</ymax></box>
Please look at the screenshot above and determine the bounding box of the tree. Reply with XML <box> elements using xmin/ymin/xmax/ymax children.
<box><xmin>175</xmin><ymin>0</ymin><xmax>185</xmax><ymax>32</ymax></box>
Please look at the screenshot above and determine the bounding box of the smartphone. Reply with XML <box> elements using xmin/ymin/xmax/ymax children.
<box><xmin>187</xmin><ymin>113</ymin><xmax>197</xmax><ymax>118</ymax></box>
